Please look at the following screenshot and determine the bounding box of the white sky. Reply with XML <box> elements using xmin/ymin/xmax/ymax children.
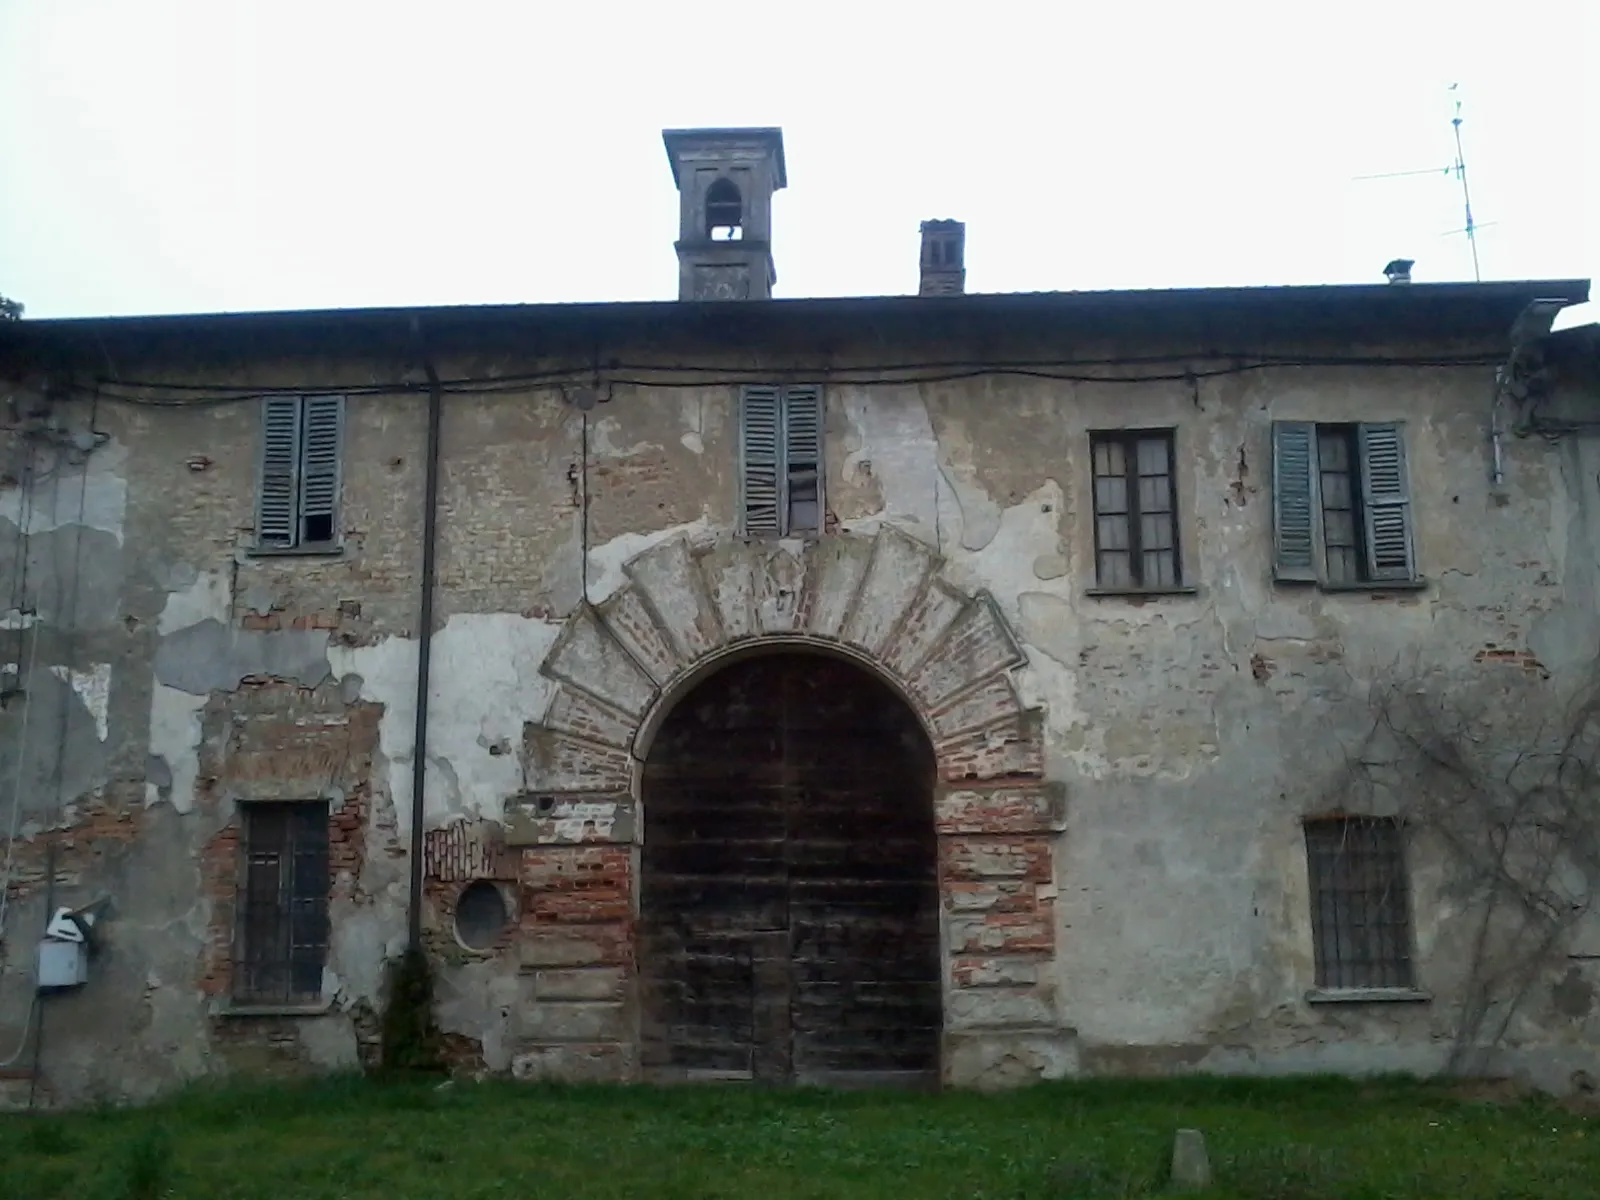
<box><xmin>2</xmin><ymin>1</ymin><xmax>1596</xmax><ymax>328</ymax></box>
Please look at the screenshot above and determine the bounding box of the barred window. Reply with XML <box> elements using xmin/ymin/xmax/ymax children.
<box><xmin>1090</xmin><ymin>429</ymin><xmax>1181</xmax><ymax>589</ymax></box>
<box><xmin>236</xmin><ymin>802</ymin><xmax>330</xmax><ymax>1005</ymax></box>
<box><xmin>1304</xmin><ymin>817</ymin><xmax>1414</xmax><ymax>990</ymax></box>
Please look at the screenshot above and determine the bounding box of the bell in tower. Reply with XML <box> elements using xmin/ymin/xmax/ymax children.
<box><xmin>662</xmin><ymin>127</ymin><xmax>787</xmax><ymax>301</ymax></box>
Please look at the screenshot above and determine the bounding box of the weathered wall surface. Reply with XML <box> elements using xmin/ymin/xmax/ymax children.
<box><xmin>1</xmin><ymin>327</ymin><xmax>1598</xmax><ymax>1104</ymax></box>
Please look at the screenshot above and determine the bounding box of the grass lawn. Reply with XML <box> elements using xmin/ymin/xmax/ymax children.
<box><xmin>2</xmin><ymin>1074</ymin><xmax>1596</xmax><ymax>1200</ymax></box>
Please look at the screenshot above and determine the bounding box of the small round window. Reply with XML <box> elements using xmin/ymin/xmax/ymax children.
<box><xmin>454</xmin><ymin>881</ymin><xmax>509</xmax><ymax>951</ymax></box>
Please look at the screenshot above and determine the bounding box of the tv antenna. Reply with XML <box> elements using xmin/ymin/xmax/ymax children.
<box><xmin>1353</xmin><ymin>83</ymin><xmax>1488</xmax><ymax>281</ymax></box>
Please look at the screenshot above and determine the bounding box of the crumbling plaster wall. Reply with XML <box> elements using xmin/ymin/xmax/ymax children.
<box><xmin>2</xmin><ymin>329</ymin><xmax>1597</xmax><ymax>1103</ymax></box>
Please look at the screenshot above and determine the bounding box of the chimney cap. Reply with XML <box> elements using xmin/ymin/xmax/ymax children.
<box><xmin>1383</xmin><ymin>258</ymin><xmax>1416</xmax><ymax>283</ymax></box>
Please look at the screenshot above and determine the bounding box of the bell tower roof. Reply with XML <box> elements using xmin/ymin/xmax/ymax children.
<box><xmin>662</xmin><ymin>126</ymin><xmax>788</xmax><ymax>301</ymax></box>
<box><xmin>662</xmin><ymin>127</ymin><xmax>787</xmax><ymax>190</ymax></box>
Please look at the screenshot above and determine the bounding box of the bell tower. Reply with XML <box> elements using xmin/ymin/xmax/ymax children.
<box><xmin>662</xmin><ymin>127</ymin><xmax>787</xmax><ymax>301</ymax></box>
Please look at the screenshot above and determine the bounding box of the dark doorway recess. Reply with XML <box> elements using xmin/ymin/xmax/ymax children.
<box><xmin>640</xmin><ymin>653</ymin><xmax>941</xmax><ymax>1087</ymax></box>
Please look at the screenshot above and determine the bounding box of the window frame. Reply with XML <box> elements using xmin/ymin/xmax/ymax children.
<box><xmin>737</xmin><ymin>384</ymin><xmax>825</xmax><ymax>538</ymax></box>
<box><xmin>233</xmin><ymin>800</ymin><xmax>332</xmax><ymax>1008</ymax></box>
<box><xmin>1087</xmin><ymin>427</ymin><xmax>1187</xmax><ymax>594</ymax></box>
<box><xmin>1272</xmin><ymin>420</ymin><xmax>1420</xmax><ymax>590</ymax></box>
<box><xmin>1303</xmin><ymin>815</ymin><xmax>1422</xmax><ymax>997</ymax></box>
<box><xmin>253</xmin><ymin>394</ymin><xmax>346</xmax><ymax>556</ymax></box>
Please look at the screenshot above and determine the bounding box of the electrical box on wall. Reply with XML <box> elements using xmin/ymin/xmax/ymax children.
<box><xmin>37</xmin><ymin>939</ymin><xmax>88</xmax><ymax>989</ymax></box>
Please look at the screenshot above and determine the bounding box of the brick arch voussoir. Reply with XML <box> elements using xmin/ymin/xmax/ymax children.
<box><xmin>522</xmin><ymin>525</ymin><xmax>1043</xmax><ymax>802</ymax></box>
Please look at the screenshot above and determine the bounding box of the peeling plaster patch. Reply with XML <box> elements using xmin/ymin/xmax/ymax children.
<box><xmin>147</xmin><ymin>683</ymin><xmax>206</xmax><ymax>812</ymax></box>
<box><xmin>49</xmin><ymin>663</ymin><xmax>112</xmax><ymax>741</ymax></box>
<box><xmin>327</xmin><ymin>904</ymin><xmax>404</xmax><ymax>1006</ymax></box>
<box><xmin>1015</xmin><ymin>592</ymin><xmax>1103</xmax><ymax>778</ymax></box>
<box><xmin>585</xmin><ymin>518</ymin><xmax>712</xmax><ymax>605</ymax></box>
<box><xmin>153</xmin><ymin>619</ymin><xmax>331</xmax><ymax>695</ymax></box>
<box><xmin>298</xmin><ymin>1016</ymin><xmax>361</xmax><ymax>1069</ymax></box>
<box><xmin>677</xmin><ymin>393</ymin><xmax>707</xmax><ymax>456</ymax></box>
<box><xmin>1033</xmin><ymin>554</ymin><xmax>1069</xmax><ymax>580</ymax></box>
<box><xmin>0</xmin><ymin>438</ymin><xmax>129</xmax><ymax>544</ymax></box>
<box><xmin>839</xmin><ymin>387</ymin><xmax>940</xmax><ymax>533</ymax></box>
<box><xmin>238</xmin><ymin>584</ymin><xmax>278</xmax><ymax>617</ymax></box>
<box><xmin>157</xmin><ymin>569</ymin><xmax>231</xmax><ymax>634</ymax></box>
<box><xmin>587</xmin><ymin>417</ymin><xmax>655</xmax><ymax>460</ymax></box>
<box><xmin>330</xmin><ymin>613</ymin><xmax>562</xmax><ymax>838</ymax></box>
<box><xmin>947</xmin><ymin>480</ymin><xmax>1067</xmax><ymax>608</ymax></box>
<box><xmin>930</xmin><ymin>415</ymin><xmax>1005</xmax><ymax>552</ymax></box>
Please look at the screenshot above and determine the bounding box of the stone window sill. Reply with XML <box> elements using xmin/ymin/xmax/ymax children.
<box><xmin>245</xmin><ymin>544</ymin><xmax>346</xmax><ymax>560</ymax></box>
<box><xmin>1305</xmin><ymin>987</ymin><xmax>1432</xmax><ymax>1005</ymax></box>
<box><xmin>1084</xmin><ymin>586</ymin><xmax>1199</xmax><ymax>599</ymax></box>
<box><xmin>1276</xmin><ymin>578</ymin><xmax>1428</xmax><ymax>593</ymax></box>
<box><xmin>214</xmin><ymin>998</ymin><xmax>334</xmax><ymax>1018</ymax></box>
<box><xmin>1320</xmin><ymin>579</ymin><xmax>1428</xmax><ymax>593</ymax></box>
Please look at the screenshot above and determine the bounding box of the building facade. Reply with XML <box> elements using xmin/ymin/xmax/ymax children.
<box><xmin>1</xmin><ymin>129</ymin><xmax>1598</xmax><ymax>1106</ymax></box>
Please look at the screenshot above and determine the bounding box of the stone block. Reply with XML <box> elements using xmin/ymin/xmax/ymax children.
<box><xmin>623</xmin><ymin>535</ymin><xmax>723</xmax><ymax>660</ymax></box>
<box><xmin>951</xmin><ymin>956</ymin><xmax>1041</xmax><ymax>989</ymax></box>
<box><xmin>534</xmin><ymin>967</ymin><xmax>628</xmax><ymax>1002</ymax></box>
<box><xmin>541</xmin><ymin>608</ymin><xmax>655</xmax><ymax>717</ymax></box>
<box><xmin>945</xmin><ymin>1030</ymin><xmax>1079</xmax><ymax>1091</ymax></box>
<box><xmin>840</xmin><ymin>526</ymin><xmax>938</xmax><ymax>656</ymax></box>
<box><xmin>936</xmin><ymin>784</ymin><xmax>1067</xmax><ymax>835</ymax></box>
<box><xmin>504</xmin><ymin>794</ymin><xmax>635</xmax><ymax>846</ymax></box>
<box><xmin>1171</xmin><ymin>1129</ymin><xmax>1212</xmax><ymax>1190</ymax></box>
<box><xmin>518</xmin><ymin>932</ymin><xmax>617</xmax><ymax>969</ymax></box>
<box><xmin>804</xmin><ymin>536</ymin><xmax>874</xmax><ymax>638</ymax></box>
<box><xmin>600</xmin><ymin>588</ymin><xmax>682</xmax><ymax>685</ymax></box>
<box><xmin>516</xmin><ymin>1001</ymin><xmax>628</xmax><ymax>1042</ymax></box>
<box><xmin>511</xmin><ymin>1041</ymin><xmax>634</xmax><ymax>1083</ymax></box>
<box><xmin>884</xmin><ymin>580</ymin><xmax>967</xmax><ymax>679</ymax></box>
<box><xmin>941</xmin><ymin>836</ymin><xmax>1051</xmax><ymax>881</ymax></box>
<box><xmin>946</xmin><ymin>910</ymin><xmax>1054</xmax><ymax>955</ymax></box>
<box><xmin>523</xmin><ymin>728</ymin><xmax>632</xmax><ymax>792</ymax></box>
<box><xmin>540</xmin><ymin>687</ymin><xmax>635</xmax><ymax>751</ymax></box>
<box><xmin>937</xmin><ymin>711</ymin><xmax>1045</xmax><ymax>782</ymax></box>
<box><xmin>928</xmin><ymin>675</ymin><xmax>1025</xmax><ymax>742</ymax></box>
<box><xmin>945</xmin><ymin>985</ymin><xmax>1058</xmax><ymax>1030</ymax></box>
<box><xmin>908</xmin><ymin>593</ymin><xmax>1025</xmax><ymax>710</ymax></box>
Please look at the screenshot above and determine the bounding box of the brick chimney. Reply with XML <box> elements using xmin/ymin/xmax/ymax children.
<box><xmin>919</xmin><ymin>220</ymin><xmax>965</xmax><ymax>296</ymax></box>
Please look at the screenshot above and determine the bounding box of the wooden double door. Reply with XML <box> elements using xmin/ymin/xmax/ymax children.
<box><xmin>639</xmin><ymin>654</ymin><xmax>941</xmax><ymax>1087</ymax></box>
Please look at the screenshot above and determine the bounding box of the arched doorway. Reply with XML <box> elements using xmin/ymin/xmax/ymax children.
<box><xmin>639</xmin><ymin>652</ymin><xmax>941</xmax><ymax>1087</ymax></box>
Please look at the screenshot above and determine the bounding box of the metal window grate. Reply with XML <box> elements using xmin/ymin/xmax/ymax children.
<box><xmin>1304</xmin><ymin>817</ymin><xmax>1414</xmax><ymax>989</ymax></box>
<box><xmin>1090</xmin><ymin>430</ymin><xmax>1180</xmax><ymax>589</ymax></box>
<box><xmin>236</xmin><ymin>802</ymin><xmax>331</xmax><ymax>1004</ymax></box>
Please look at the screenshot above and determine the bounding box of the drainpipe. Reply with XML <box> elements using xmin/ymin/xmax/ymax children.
<box><xmin>407</xmin><ymin>325</ymin><xmax>444</xmax><ymax>953</ymax></box>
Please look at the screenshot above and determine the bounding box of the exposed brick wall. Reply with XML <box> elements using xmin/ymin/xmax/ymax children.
<box><xmin>0</xmin><ymin>789</ymin><xmax>146</xmax><ymax>904</ymax></box>
<box><xmin>193</xmin><ymin>679</ymin><xmax>382</xmax><ymax>1002</ymax></box>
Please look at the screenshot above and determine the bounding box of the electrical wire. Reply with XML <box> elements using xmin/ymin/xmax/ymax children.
<box><xmin>0</xmin><ymin>995</ymin><xmax>37</xmax><ymax>1067</ymax></box>
<box><xmin>29</xmin><ymin>392</ymin><xmax>96</xmax><ymax>1109</ymax></box>
<box><xmin>0</xmin><ymin>437</ymin><xmax>43</xmax><ymax>940</ymax></box>
<box><xmin>57</xmin><ymin>351</ymin><xmax>1505</xmax><ymax>409</ymax></box>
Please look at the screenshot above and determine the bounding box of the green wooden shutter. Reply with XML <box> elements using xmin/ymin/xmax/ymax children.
<box><xmin>739</xmin><ymin>386</ymin><xmax>782</xmax><ymax>535</ymax></box>
<box><xmin>1271</xmin><ymin>421</ymin><xmax>1319</xmax><ymax>581</ymax></box>
<box><xmin>782</xmin><ymin>384</ymin><xmax>822</xmax><ymax>533</ymax></box>
<box><xmin>1358</xmin><ymin>422</ymin><xmax>1416</xmax><ymax>581</ymax></box>
<box><xmin>298</xmin><ymin>395</ymin><xmax>344</xmax><ymax>542</ymax></box>
<box><xmin>258</xmin><ymin>397</ymin><xmax>302</xmax><ymax>547</ymax></box>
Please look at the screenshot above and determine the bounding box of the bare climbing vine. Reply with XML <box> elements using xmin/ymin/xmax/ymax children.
<box><xmin>1330</xmin><ymin>656</ymin><xmax>1600</xmax><ymax>1073</ymax></box>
